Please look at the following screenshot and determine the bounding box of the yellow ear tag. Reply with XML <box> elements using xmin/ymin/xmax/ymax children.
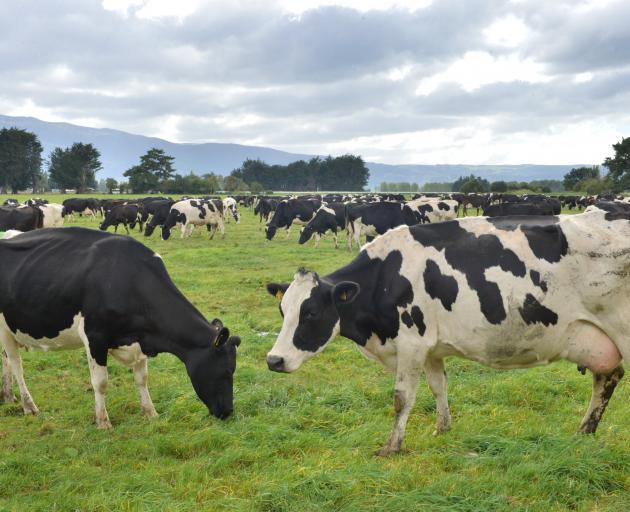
<box><xmin>276</xmin><ymin>291</ymin><xmax>284</xmax><ymax>301</ymax></box>
<box><xmin>340</xmin><ymin>291</ymin><xmax>348</xmax><ymax>301</ymax></box>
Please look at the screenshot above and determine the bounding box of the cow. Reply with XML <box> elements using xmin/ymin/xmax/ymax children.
<box><xmin>161</xmin><ymin>199</ymin><xmax>225</xmax><ymax>240</ymax></box>
<box><xmin>99</xmin><ymin>204</ymin><xmax>141</xmax><ymax>234</ymax></box>
<box><xmin>144</xmin><ymin>200</ymin><xmax>175</xmax><ymax>237</ymax></box>
<box><xmin>0</xmin><ymin>206</ymin><xmax>43</xmax><ymax>232</ymax></box>
<box><xmin>38</xmin><ymin>203</ymin><xmax>64</xmax><ymax>228</ymax></box>
<box><xmin>483</xmin><ymin>202</ymin><xmax>557</xmax><ymax>217</ymax></box>
<box><xmin>345</xmin><ymin>202</ymin><xmax>418</xmax><ymax>250</ymax></box>
<box><xmin>62</xmin><ymin>198</ymin><xmax>101</xmax><ymax>220</ymax></box>
<box><xmin>406</xmin><ymin>199</ymin><xmax>459</xmax><ymax>224</ymax></box>
<box><xmin>254</xmin><ymin>198</ymin><xmax>278</xmax><ymax>224</ymax></box>
<box><xmin>298</xmin><ymin>203</ymin><xmax>346</xmax><ymax>249</ymax></box>
<box><xmin>0</xmin><ymin>228</ymin><xmax>240</xmax><ymax>427</ymax></box>
<box><xmin>222</xmin><ymin>197</ymin><xmax>240</xmax><ymax>224</ymax></box>
<box><xmin>265</xmin><ymin>208</ymin><xmax>630</xmax><ymax>455</ymax></box>
<box><xmin>265</xmin><ymin>199</ymin><xmax>321</xmax><ymax>240</ymax></box>
<box><xmin>2</xmin><ymin>199</ymin><xmax>19</xmax><ymax>207</ymax></box>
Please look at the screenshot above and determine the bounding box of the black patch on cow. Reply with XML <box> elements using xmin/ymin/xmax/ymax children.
<box><xmin>189</xmin><ymin>201</ymin><xmax>207</xmax><ymax>219</ymax></box>
<box><xmin>519</xmin><ymin>294</ymin><xmax>558</xmax><ymax>326</ymax></box>
<box><xmin>410</xmin><ymin>221</ymin><xmax>526</xmax><ymax>324</ymax></box>
<box><xmin>437</xmin><ymin>202</ymin><xmax>450</xmax><ymax>211</ymax></box>
<box><xmin>423</xmin><ymin>259</ymin><xmax>458</xmax><ymax>311</ymax></box>
<box><xmin>328</xmin><ymin>250</ymin><xmax>414</xmax><ymax>345</ymax></box>
<box><xmin>529</xmin><ymin>270</ymin><xmax>548</xmax><ymax>292</ymax></box>
<box><xmin>410</xmin><ymin>305</ymin><xmax>426</xmax><ymax>336</ymax></box>
<box><xmin>487</xmin><ymin>216</ymin><xmax>568</xmax><ymax>263</ymax></box>
<box><xmin>401</xmin><ymin>311</ymin><xmax>413</xmax><ymax>328</ymax></box>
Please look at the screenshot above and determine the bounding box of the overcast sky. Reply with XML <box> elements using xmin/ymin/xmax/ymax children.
<box><xmin>1</xmin><ymin>0</ymin><xmax>628</xmax><ymax>165</ymax></box>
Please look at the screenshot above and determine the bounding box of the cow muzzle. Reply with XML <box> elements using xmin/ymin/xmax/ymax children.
<box><xmin>266</xmin><ymin>354</ymin><xmax>286</xmax><ymax>372</ymax></box>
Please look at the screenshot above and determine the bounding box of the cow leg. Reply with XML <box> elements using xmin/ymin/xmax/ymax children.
<box><xmin>109</xmin><ymin>344</ymin><xmax>158</xmax><ymax>418</ymax></box>
<box><xmin>0</xmin><ymin>329</ymin><xmax>38</xmax><ymax>414</ymax></box>
<box><xmin>332</xmin><ymin>230</ymin><xmax>339</xmax><ymax>249</ymax></box>
<box><xmin>218</xmin><ymin>219</ymin><xmax>225</xmax><ymax>239</ymax></box>
<box><xmin>208</xmin><ymin>224</ymin><xmax>216</xmax><ymax>240</ymax></box>
<box><xmin>424</xmin><ymin>357</ymin><xmax>451</xmax><ymax>435</ymax></box>
<box><xmin>124</xmin><ymin>222</ymin><xmax>130</xmax><ymax>235</ymax></box>
<box><xmin>1</xmin><ymin>350</ymin><xmax>16</xmax><ymax>403</ymax></box>
<box><xmin>85</xmin><ymin>352</ymin><xmax>112</xmax><ymax>429</ymax></box>
<box><xmin>377</xmin><ymin>342</ymin><xmax>426</xmax><ymax>456</ymax></box>
<box><xmin>78</xmin><ymin>323</ymin><xmax>112</xmax><ymax>429</ymax></box>
<box><xmin>578</xmin><ymin>367</ymin><xmax>624</xmax><ymax>434</ymax></box>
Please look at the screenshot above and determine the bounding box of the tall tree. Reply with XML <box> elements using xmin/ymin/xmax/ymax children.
<box><xmin>603</xmin><ymin>137</ymin><xmax>630</xmax><ymax>192</ymax></box>
<box><xmin>124</xmin><ymin>164</ymin><xmax>158</xmax><ymax>193</ymax></box>
<box><xmin>563</xmin><ymin>166</ymin><xmax>600</xmax><ymax>191</ymax></box>
<box><xmin>140</xmin><ymin>148</ymin><xmax>176</xmax><ymax>183</ymax></box>
<box><xmin>48</xmin><ymin>142</ymin><xmax>102</xmax><ymax>193</ymax></box>
<box><xmin>0</xmin><ymin>127</ymin><xmax>43</xmax><ymax>193</ymax></box>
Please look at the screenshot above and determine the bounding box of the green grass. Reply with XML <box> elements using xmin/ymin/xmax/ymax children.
<box><xmin>0</xmin><ymin>194</ymin><xmax>629</xmax><ymax>511</ymax></box>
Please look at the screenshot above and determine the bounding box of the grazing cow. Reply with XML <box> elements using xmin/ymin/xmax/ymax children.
<box><xmin>345</xmin><ymin>202</ymin><xmax>417</xmax><ymax>250</ymax></box>
<box><xmin>3</xmin><ymin>199</ymin><xmax>19</xmax><ymax>207</ymax></box>
<box><xmin>265</xmin><ymin>199</ymin><xmax>321</xmax><ymax>240</ymax></box>
<box><xmin>144</xmin><ymin>200</ymin><xmax>175</xmax><ymax>237</ymax></box>
<box><xmin>62</xmin><ymin>198</ymin><xmax>101</xmax><ymax>220</ymax></box>
<box><xmin>265</xmin><ymin>209</ymin><xmax>630</xmax><ymax>455</ymax></box>
<box><xmin>99</xmin><ymin>204</ymin><xmax>141</xmax><ymax>234</ymax></box>
<box><xmin>484</xmin><ymin>202</ymin><xmax>557</xmax><ymax>217</ymax></box>
<box><xmin>0</xmin><ymin>228</ymin><xmax>240</xmax><ymax>426</ymax></box>
<box><xmin>161</xmin><ymin>199</ymin><xmax>225</xmax><ymax>240</ymax></box>
<box><xmin>254</xmin><ymin>198</ymin><xmax>278</xmax><ymax>223</ymax></box>
<box><xmin>38</xmin><ymin>203</ymin><xmax>64</xmax><ymax>228</ymax></box>
<box><xmin>406</xmin><ymin>199</ymin><xmax>459</xmax><ymax>224</ymax></box>
<box><xmin>222</xmin><ymin>197</ymin><xmax>240</xmax><ymax>224</ymax></box>
<box><xmin>298</xmin><ymin>203</ymin><xmax>346</xmax><ymax>248</ymax></box>
<box><xmin>0</xmin><ymin>206</ymin><xmax>43</xmax><ymax>232</ymax></box>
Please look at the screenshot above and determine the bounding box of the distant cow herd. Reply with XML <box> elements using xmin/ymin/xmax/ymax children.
<box><xmin>1</xmin><ymin>190</ymin><xmax>630</xmax><ymax>456</ymax></box>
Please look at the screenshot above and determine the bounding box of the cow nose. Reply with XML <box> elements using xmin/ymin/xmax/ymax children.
<box><xmin>266</xmin><ymin>355</ymin><xmax>285</xmax><ymax>372</ymax></box>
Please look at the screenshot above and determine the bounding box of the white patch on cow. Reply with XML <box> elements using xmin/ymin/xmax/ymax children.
<box><xmin>2</xmin><ymin>230</ymin><xmax>23</xmax><ymax>239</ymax></box>
<box><xmin>39</xmin><ymin>204</ymin><xmax>64</xmax><ymax>228</ymax></box>
<box><xmin>0</xmin><ymin>313</ymin><xmax>84</xmax><ymax>351</ymax></box>
<box><xmin>267</xmin><ymin>271</ymin><xmax>340</xmax><ymax>372</ymax></box>
<box><xmin>153</xmin><ymin>252</ymin><xmax>163</xmax><ymax>259</ymax></box>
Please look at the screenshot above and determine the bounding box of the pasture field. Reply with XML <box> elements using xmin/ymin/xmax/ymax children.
<box><xmin>1</xmin><ymin>194</ymin><xmax>629</xmax><ymax>511</ymax></box>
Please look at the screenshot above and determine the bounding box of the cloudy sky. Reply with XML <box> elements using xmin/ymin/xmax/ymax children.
<box><xmin>1</xmin><ymin>0</ymin><xmax>628</xmax><ymax>165</ymax></box>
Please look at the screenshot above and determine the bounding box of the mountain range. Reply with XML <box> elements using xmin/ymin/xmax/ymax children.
<box><xmin>0</xmin><ymin>114</ymin><xmax>588</xmax><ymax>188</ymax></box>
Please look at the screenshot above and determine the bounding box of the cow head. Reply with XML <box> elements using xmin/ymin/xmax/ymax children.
<box><xmin>185</xmin><ymin>319</ymin><xmax>240</xmax><ymax>419</ymax></box>
<box><xmin>161</xmin><ymin>209</ymin><xmax>183</xmax><ymax>240</ymax></box>
<box><xmin>98</xmin><ymin>218</ymin><xmax>110</xmax><ymax>231</ymax></box>
<box><xmin>298</xmin><ymin>224</ymin><xmax>314</xmax><ymax>244</ymax></box>
<box><xmin>265</xmin><ymin>223</ymin><xmax>277</xmax><ymax>240</ymax></box>
<box><xmin>265</xmin><ymin>269</ymin><xmax>359</xmax><ymax>372</ymax></box>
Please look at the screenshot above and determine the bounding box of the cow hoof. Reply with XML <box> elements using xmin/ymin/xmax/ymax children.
<box><xmin>23</xmin><ymin>403</ymin><xmax>39</xmax><ymax>415</ymax></box>
<box><xmin>96</xmin><ymin>419</ymin><xmax>113</xmax><ymax>430</ymax></box>
<box><xmin>1</xmin><ymin>392</ymin><xmax>17</xmax><ymax>404</ymax></box>
<box><xmin>142</xmin><ymin>407</ymin><xmax>159</xmax><ymax>419</ymax></box>
<box><xmin>375</xmin><ymin>446</ymin><xmax>405</xmax><ymax>457</ymax></box>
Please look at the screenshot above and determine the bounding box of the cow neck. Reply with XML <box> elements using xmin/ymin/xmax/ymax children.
<box><xmin>323</xmin><ymin>250</ymin><xmax>393</xmax><ymax>347</ymax></box>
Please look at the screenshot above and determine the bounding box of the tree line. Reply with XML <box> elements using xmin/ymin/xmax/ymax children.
<box><xmin>1</xmin><ymin>127</ymin><xmax>629</xmax><ymax>194</ymax></box>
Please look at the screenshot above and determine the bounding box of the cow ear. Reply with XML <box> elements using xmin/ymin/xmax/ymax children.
<box><xmin>266</xmin><ymin>283</ymin><xmax>289</xmax><ymax>300</ymax></box>
<box><xmin>332</xmin><ymin>281</ymin><xmax>360</xmax><ymax>306</ymax></box>
<box><xmin>211</xmin><ymin>318</ymin><xmax>224</xmax><ymax>329</ymax></box>
<box><xmin>214</xmin><ymin>327</ymin><xmax>230</xmax><ymax>348</ymax></box>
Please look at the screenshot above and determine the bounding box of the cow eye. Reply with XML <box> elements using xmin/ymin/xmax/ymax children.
<box><xmin>305</xmin><ymin>310</ymin><xmax>318</xmax><ymax>319</ymax></box>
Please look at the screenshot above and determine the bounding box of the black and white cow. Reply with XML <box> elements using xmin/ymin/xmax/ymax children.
<box><xmin>34</xmin><ymin>203</ymin><xmax>64</xmax><ymax>228</ymax></box>
<box><xmin>222</xmin><ymin>197</ymin><xmax>240</xmax><ymax>224</ymax></box>
<box><xmin>99</xmin><ymin>204</ymin><xmax>141</xmax><ymax>234</ymax></box>
<box><xmin>345</xmin><ymin>202</ymin><xmax>418</xmax><ymax>250</ymax></box>
<box><xmin>2</xmin><ymin>199</ymin><xmax>19</xmax><ymax>207</ymax></box>
<box><xmin>254</xmin><ymin>198</ymin><xmax>278</xmax><ymax>224</ymax></box>
<box><xmin>483</xmin><ymin>202</ymin><xmax>557</xmax><ymax>217</ymax></box>
<box><xmin>0</xmin><ymin>206</ymin><xmax>43</xmax><ymax>232</ymax></box>
<box><xmin>62</xmin><ymin>198</ymin><xmax>101</xmax><ymax>220</ymax></box>
<box><xmin>0</xmin><ymin>228</ymin><xmax>240</xmax><ymax>427</ymax></box>
<box><xmin>298</xmin><ymin>203</ymin><xmax>346</xmax><ymax>249</ymax></box>
<box><xmin>406</xmin><ymin>198</ymin><xmax>459</xmax><ymax>224</ymax></box>
<box><xmin>265</xmin><ymin>199</ymin><xmax>321</xmax><ymax>240</ymax></box>
<box><xmin>161</xmin><ymin>199</ymin><xmax>225</xmax><ymax>240</ymax></box>
<box><xmin>144</xmin><ymin>200</ymin><xmax>175</xmax><ymax>237</ymax></box>
<box><xmin>265</xmin><ymin>208</ymin><xmax>630</xmax><ymax>455</ymax></box>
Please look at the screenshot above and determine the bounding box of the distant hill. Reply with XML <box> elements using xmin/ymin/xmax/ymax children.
<box><xmin>0</xmin><ymin>114</ymin><xmax>589</xmax><ymax>188</ymax></box>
